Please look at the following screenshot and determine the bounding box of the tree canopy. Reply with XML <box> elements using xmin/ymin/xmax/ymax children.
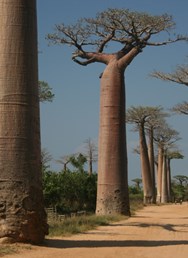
<box><xmin>151</xmin><ymin>62</ymin><xmax>188</xmax><ymax>115</ymax></box>
<box><xmin>47</xmin><ymin>8</ymin><xmax>187</xmax><ymax>67</ymax></box>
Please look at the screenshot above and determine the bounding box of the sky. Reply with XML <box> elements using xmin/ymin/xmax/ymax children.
<box><xmin>37</xmin><ymin>0</ymin><xmax>188</xmax><ymax>183</ymax></box>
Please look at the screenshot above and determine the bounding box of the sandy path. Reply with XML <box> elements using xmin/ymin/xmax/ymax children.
<box><xmin>3</xmin><ymin>203</ymin><xmax>188</xmax><ymax>258</ymax></box>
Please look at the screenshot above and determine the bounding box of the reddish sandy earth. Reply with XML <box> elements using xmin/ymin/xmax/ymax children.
<box><xmin>3</xmin><ymin>203</ymin><xmax>188</xmax><ymax>258</ymax></box>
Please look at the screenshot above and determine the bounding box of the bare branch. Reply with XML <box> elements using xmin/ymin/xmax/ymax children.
<box><xmin>171</xmin><ymin>101</ymin><xmax>188</xmax><ymax>115</ymax></box>
<box><xmin>97</xmin><ymin>30</ymin><xmax>115</xmax><ymax>53</ymax></box>
<box><xmin>72</xmin><ymin>54</ymin><xmax>96</xmax><ymax>66</ymax></box>
<box><xmin>151</xmin><ymin>63</ymin><xmax>188</xmax><ymax>86</ymax></box>
<box><xmin>146</xmin><ymin>35</ymin><xmax>188</xmax><ymax>47</ymax></box>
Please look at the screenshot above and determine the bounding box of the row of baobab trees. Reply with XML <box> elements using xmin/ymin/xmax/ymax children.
<box><xmin>127</xmin><ymin>105</ymin><xmax>184</xmax><ymax>204</ymax></box>
<box><xmin>53</xmin><ymin>104</ymin><xmax>185</xmax><ymax>206</ymax></box>
<box><xmin>127</xmin><ymin>60</ymin><xmax>188</xmax><ymax>203</ymax></box>
<box><xmin>127</xmin><ymin>61</ymin><xmax>188</xmax><ymax>203</ymax></box>
<box><xmin>0</xmin><ymin>0</ymin><xmax>188</xmax><ymax>244</ymax></box>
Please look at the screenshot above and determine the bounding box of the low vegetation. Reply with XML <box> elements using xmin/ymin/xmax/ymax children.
<box><xmin>48</xmin><ymin>196</ymin><xmax>144</xmax><ymax>237</ymax></box>
<box><xmin>48</xmin><ymin>214</ymin><xmax>127</xmax><ymax>237</ymax></box>
<box><xmin>0</xmin><ymin>246</ymin><xmax>16</xmax><ymax>257</ymax></box>
<box><xmin>0</xmin><ymin>244</ymin><xmax>32</xmax><ymax>257</ymax></box>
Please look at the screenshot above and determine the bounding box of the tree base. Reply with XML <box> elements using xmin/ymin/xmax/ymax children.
<box><xmin>0</xmin><ymin>181</ymin><xmax>48</xmax><ymax>244</ymax></box>
<box><xmin>96</xmin><ymin>184</ymin><xmax>130</xmax><ymax>216</ymax></box>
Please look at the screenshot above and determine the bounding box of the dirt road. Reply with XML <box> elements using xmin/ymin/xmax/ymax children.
<box><xmin>3</xmin><ymin>203</ymin><xmax>188</xmax><ymax>258</ymax></box>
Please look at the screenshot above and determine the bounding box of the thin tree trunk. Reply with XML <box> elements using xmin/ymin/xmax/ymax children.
<box><xmin>139</xmin><ymin>124</ymin><xmax>153</xmax><ymax>204</ymax></box>
<box><xmin>148</xmin><ymin>127</ymin><xmax>156</xmax><ymax>203</ymax></box>
<box><xmin>156</xmin><ymin>146</ymin><xmax>163</xmax><ymax>203</ymax></box>
<box><xmin>96</xmin><ymin>62</ymin><xmax>130</xmax><ymax>215</ymax></box>
<box><xmin>161</xmin><ymin>154</ymin><xmax>168</xmax><ymax>203</ymax></box>
<box><xmin>0</xmin><ymin>0</ymin><xmax>48</xmax><ymax>244</ymax></box>
<box><xmin>167</xmin><ymin>158</ymin><xmax>172</xmax><ymax>202</ymax></box>
<box><xmin>88</xmin><ymin>150</ymin><xmax>93</xmax><ymax>176</ymax></box>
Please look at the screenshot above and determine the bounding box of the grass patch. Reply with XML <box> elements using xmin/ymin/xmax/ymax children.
<box><xmin>0</xmin><ymin>244</ymin><xmax>32</xmax><ymax>257</ymax></box>
<box><xmin>48</xmin><ymin>198</ymin><xmax>144</xmax><ymax>237</ymax></box>
<box><xmin>130</xmin><ymin>194</ymin><xmax>144</xmax><ymax>214</ymax></box>
<box><xmin>48</xmin><ymin>214</ymin><xmax>127</xmax><ymax>237</ymax></box>
<box><xmin>0</xmin><ymin>246</ymin><xmax>17</xmax><ymax>257</ymax></box>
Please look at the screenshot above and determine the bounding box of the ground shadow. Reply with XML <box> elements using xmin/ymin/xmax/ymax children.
<box><xmin>43</xmin><ymin>239</ymin><xmax>188</xmax><ymax>249</ymax></box>
<box><xmin>103</xmin><ymin>221</ymin><xmax>188</xmax><ymax>232</ymax></box>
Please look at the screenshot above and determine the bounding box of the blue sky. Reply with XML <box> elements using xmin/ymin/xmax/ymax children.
<box><xmin>37</xmin><ymin>0</ymin><xmax>188</xmax><ymax>183</ymax></box>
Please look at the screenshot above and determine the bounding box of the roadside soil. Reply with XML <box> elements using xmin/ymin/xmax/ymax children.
<box><xmin>2</xmin><ymin>203</ymin><xmax>188</xmax><ymax>258</ymax></box>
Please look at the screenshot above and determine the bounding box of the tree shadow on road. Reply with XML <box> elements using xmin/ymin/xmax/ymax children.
<box><xmin>109</xmin><ymin>222</ymin><xmax>188</xmax><ymax>232</ymax></box>
<box><xmin>44</xmin><ymin>238</ymin><xmax>188</xmax><ymax>249</ymax></box>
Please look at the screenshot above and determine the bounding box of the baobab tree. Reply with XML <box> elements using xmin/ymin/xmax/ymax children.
<box><xmin>47</xmin><ymin>8</ymin><xmax>187</xmax><ymax>215</ymax></box>
<box><xmin>127</xmin><ymin>106</ymin><xmax>164</xmax><ymax>203</ymax></box>
<box><xmin>132</xmin><ymin>178</ymin><xmax>142</xmax><ymax>190</ymax></box>
<box><xmin>83</xmin><ymin>138</ymin><xmax>98</xmax><ymax>175</ymax></box>
<box><xmin>145</xmin><ymin>107</ymin><xmax>169</xmax><ymax>203</ymax></box>
<box><xmin>166</xmin><ymin>150</ymin><xmax>184</xmax><ymax>201</ymax></box>
<box><xmin>153</xmin><ymin>124</ymin><xmax>181</xmax><ymax>203</ymax></box>
<box><xmin>0</xmin><ymin>0</ymin><xmax>48</xmax><ymax>243</ymax></box>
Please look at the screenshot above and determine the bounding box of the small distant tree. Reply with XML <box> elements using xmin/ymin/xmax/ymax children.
<box><xmin>56</xmin><ymin>155</ymin><xmax>72</xmax><ymax>172</ymax></box>
<box><xmin>172</xmin><ymin>175</ymin><xmax>188</xmax><ymax>201</ymax></box>
<box><xmin>132</xmin><ymin>178</ymin><xmax>142</xmax><ymax>190</ymax></box>
<box><xmin>83</xmin><ymin>138</ymin><xmax>98</xmax><ymax>175</ymax></box>
<box><xmin>173</xmin><ymin>175</ymin><xmax>188</xmax><ymax>186</ymax></box>
<box><xmin>41</xmin><ymin>148</ymin><xmax>53</xmax><ymax>172</ymax></box>
<box><xmin>39</xmin><ymin>81</ymin><xmax>55</xmax><ymax>103</ymax></box>
<box><xmin>69</xmin><ymin>153</ymin><xmax>87</xmax><ymax>173</ymax></box>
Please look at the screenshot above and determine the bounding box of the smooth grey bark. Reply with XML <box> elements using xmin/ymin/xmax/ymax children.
<box><xmin>0</xmin><ymin>0</ymin><xmax>48</xmax><ymax>244</ymax></box>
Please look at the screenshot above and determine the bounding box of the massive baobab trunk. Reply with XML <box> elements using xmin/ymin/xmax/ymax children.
<box><xmin>0</xmin><ymin>0</ymin><xmax>48</xmax><ymax>243</ymax></box>
<box><xmin>96</xmin><ymin>62</ymin><xmax>130</xmax><ymax>215</ymax></box>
